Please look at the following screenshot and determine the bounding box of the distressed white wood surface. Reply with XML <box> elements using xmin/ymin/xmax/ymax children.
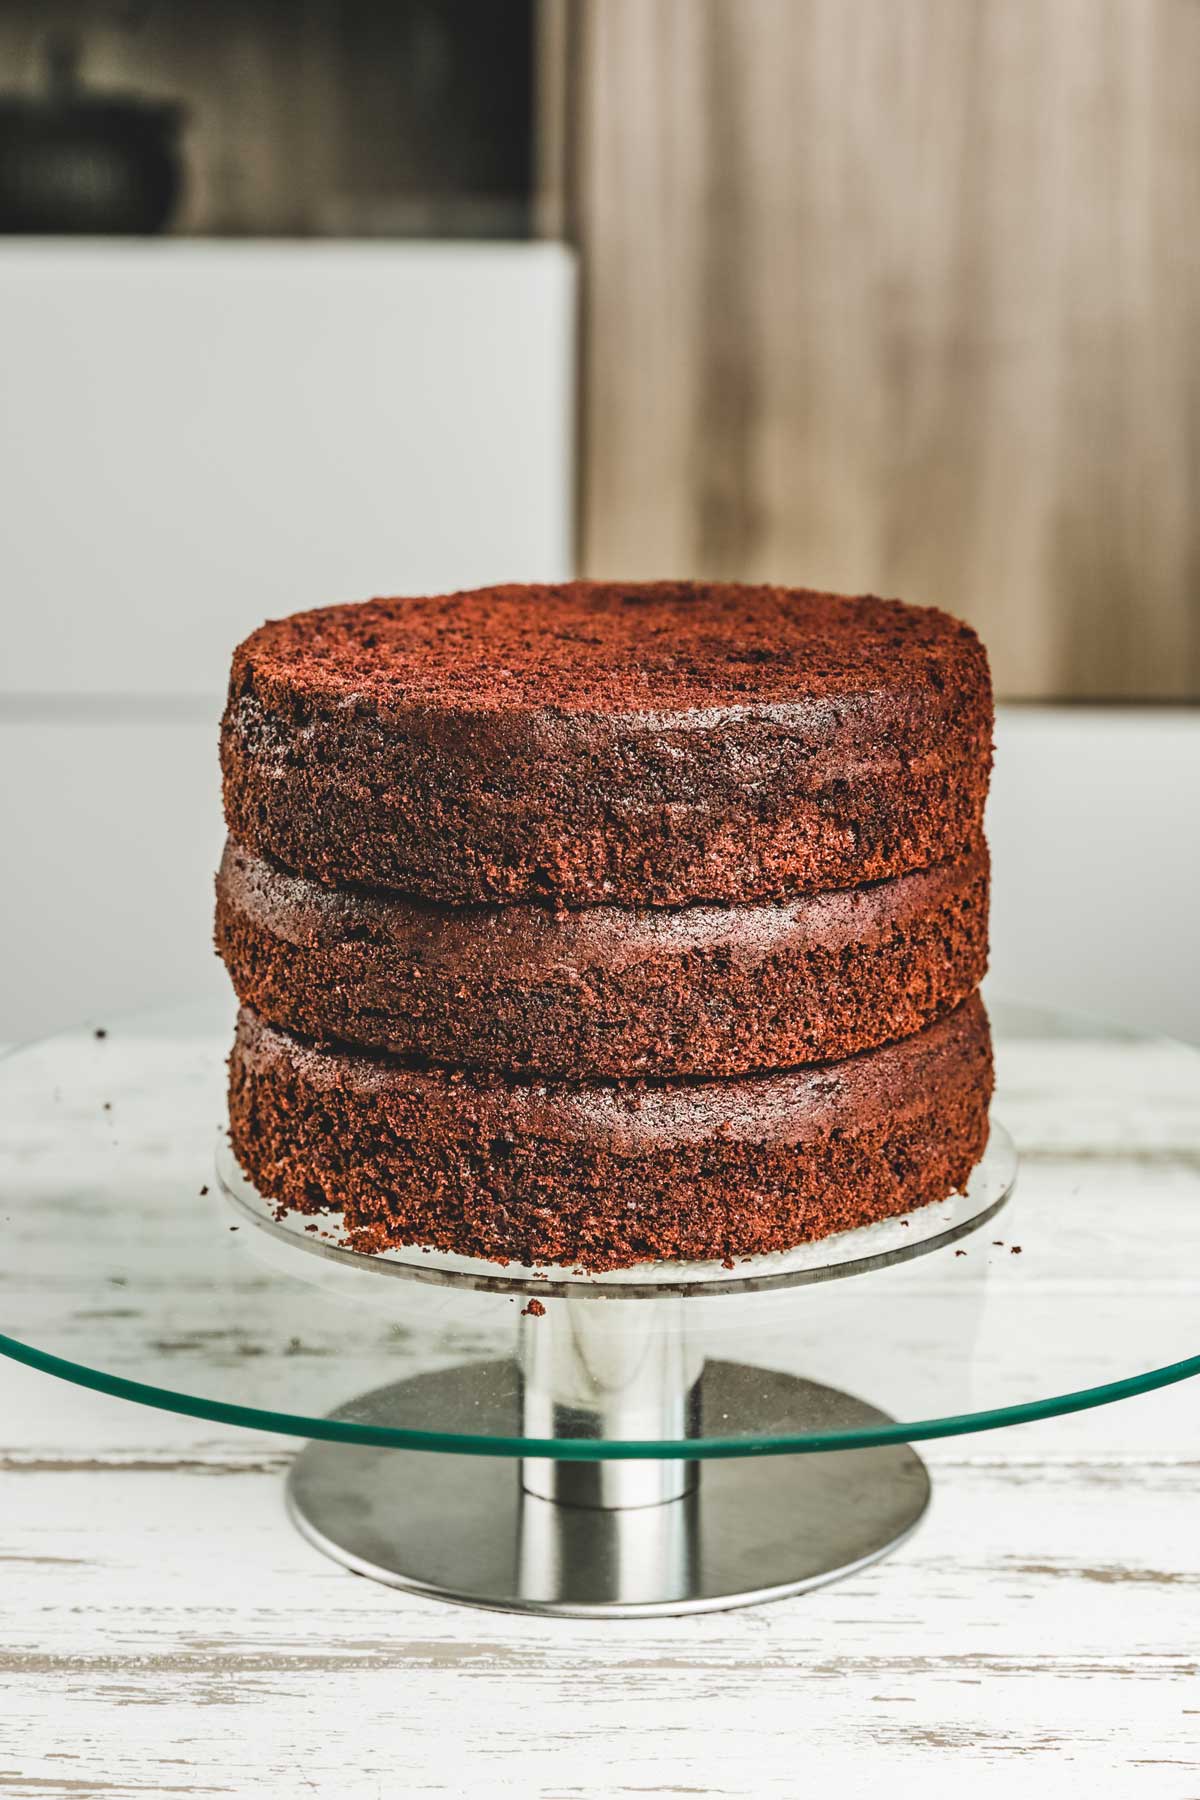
<box><xmin>1</xmin><ymin>1014</ymin><xmax>1199</xmax><ymax>1797</ymax></box>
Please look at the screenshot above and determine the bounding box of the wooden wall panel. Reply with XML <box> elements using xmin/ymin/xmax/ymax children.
<box><xmin>574</xmin><ymin>0</ymin><xmax>1200</xmax><ymax>699</ymax></box>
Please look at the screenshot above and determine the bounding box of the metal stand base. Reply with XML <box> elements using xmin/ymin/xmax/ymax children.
<box><xmin>287</xmin><ymin>1361</ymin><xmax>930</xmax><ymax>1618</ymax></box>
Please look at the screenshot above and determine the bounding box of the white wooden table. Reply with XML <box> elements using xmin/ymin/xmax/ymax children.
<box><xmin>1</xmin><ymin>1019</ymin><xmax>1199</xmax><ymax>1798</ymax></box>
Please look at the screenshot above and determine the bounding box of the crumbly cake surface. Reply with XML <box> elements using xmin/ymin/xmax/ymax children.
<box><xmin>227</xmin><ymin>994</ymin><xmax>994</xmax><ymax>1271</ymax></box>
<box><xmin>220</xmin><ymin>581</ymin><xmax>993</xmax><ymax>905</ymax></box>
<box><xmin>216</xmin><ymin>837</ymin><xmax>990</xmax><ymax>1078</ymax></box>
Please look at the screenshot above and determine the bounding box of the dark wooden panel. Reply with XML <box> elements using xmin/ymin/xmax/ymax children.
<box><xmin>0</xmin><ymin>0</ymin><xmax>537</xmax><ymax>237</ymax></box>
<box><xmin>574</xmin><ymin>0</ymin><xmax>1200</xmax><ymax>699</ymax></box>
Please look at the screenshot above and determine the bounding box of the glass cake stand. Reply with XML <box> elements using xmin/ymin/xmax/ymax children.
<box><xmin>1</xmin><ymin>994</ymin><xmax>1199</xmax><ymax>1617</ymax></box>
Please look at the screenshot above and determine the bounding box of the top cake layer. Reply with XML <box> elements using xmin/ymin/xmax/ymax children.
<box><xmin>221</xmin><ymin>581</ymin><xmax>993</xmax><ymax>905</ymax></box>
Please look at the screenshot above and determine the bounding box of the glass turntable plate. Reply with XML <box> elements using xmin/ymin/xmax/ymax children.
<box><xmin>1</xmin><ymin>994</ymin><xmax>1196</xmax><ymax>1459</ymax></box>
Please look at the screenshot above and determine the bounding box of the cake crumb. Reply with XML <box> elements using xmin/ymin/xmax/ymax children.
<box><xmin>1010</xmin><ymin>1244</ymin><xmax>1022</xmax><ymax>1255</ymax></box>
<box><xmin>199</xmin><ymin>1184</ymin><xmax>209</xmax><ymax>1196</ymax></box>
<box><xmin>954</xmin><ymin>1249</ymin><xmax>967</xmax><ymax>1257</ymax></box>
<box><xmin>102</xmin><ymin>1102</ymin><xmax>112</xmax><ymax>1112</ymax></box>
<box><xmin>522</xmin><ymin>1299</ymin><xmax>546</xmax><ymax>1318</ymax></box>
<box><xmin>228</xmin><ymin>1225</ymin><xmax>239</xmax><ymax>1232</ymax></box>
<box><xmin>94</xmin><ymin>1028</ymin><xmax>107</xmax><ymax>1040</ymax></box>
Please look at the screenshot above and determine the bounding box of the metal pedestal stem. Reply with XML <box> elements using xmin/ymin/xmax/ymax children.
<box><xmin>286</xmin><ymin>1296</ymin><xmax>931</xmax><ymax>1617</ymax></box>
<box><xmin>519</xmin><ymin>1297</ymin><xmax>701</xmax><ymax>1508</ymax></box>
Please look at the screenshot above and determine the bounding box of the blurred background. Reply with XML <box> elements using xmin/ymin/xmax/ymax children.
<box><xmin>1</xmin><ymin>0</ymin><xmax>1197</xmax><ymax>1042</ymax></box>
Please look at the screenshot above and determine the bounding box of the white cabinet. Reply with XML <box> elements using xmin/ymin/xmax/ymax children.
<box><xmin>0</xmin><ymin>241</ymin><xmax>575</xmax><ymax>698</ymax></box>
<box><xmin>0</xmin><ymin>241</ymin><xmax>575</xmax><ymax>1038</ymax></box>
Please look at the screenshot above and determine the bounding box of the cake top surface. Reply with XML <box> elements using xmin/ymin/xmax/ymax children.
<box><xmin>232</xmin><ymin>581</ymin><xmax>985</xmax><ymax>715</ymax></box>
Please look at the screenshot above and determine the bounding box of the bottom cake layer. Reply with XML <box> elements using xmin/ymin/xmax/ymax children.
<box><xmin>227</xmin><ymin>994</ymin><xmax>993</xmax><ymax>1272</ymax></box>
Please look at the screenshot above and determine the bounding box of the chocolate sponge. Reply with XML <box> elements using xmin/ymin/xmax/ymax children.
<box><xmin>216</xmin><ymin>837</ymin><xmax>989</xmax><ymax>1078</ymax></box>
<box><xmin>220</xmin><ymin>581</ymin><xmax>993</xmax><ymax>907</ymax></box>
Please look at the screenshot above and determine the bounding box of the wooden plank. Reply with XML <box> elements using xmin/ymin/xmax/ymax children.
<box><xmin>0</xmin><ymin>1456</ymin><xmax>1197</xmax><ymax>1795</ymax></box>
<box><xmin>574</xmin><ymin>0</ymin><xmax>1200</xmax><ymax>699</ymax></box>
<box><xmin>1</xmin><ymin>1003</ymin><xmax>1198</xmax><ymax>1786</ymax></box>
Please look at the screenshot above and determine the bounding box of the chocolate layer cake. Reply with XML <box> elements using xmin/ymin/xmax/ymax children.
<box><xmin>228</xmin><ymin>994</ymin><xmax>993</xmax><ymax>1271</ymax></box>
<box><xmin>218</xmin><ymin>580</ymin><xmax>995</xmax><ymax>1267</ymax></box>
<box><xmin>220</xmin><ymin>582</ymin><xmax>992</xmax><ymax>906</ymax></box>
<box><xmin>216</xmin><ymin>836</ymin><xmax>989</xmax><ymax>1078</ymax></box>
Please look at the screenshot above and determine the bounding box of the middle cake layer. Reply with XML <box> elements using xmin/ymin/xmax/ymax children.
<box><xmin>216</xmin><ymin>837</ymin><xmax>989</xmax><ymax>1078</ymax></box>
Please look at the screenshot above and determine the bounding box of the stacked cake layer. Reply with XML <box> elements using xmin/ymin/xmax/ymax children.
<box><xmin>217</xmin><ymin>580</ymin><xmax>995</xmax><ymax>1271</ymax></box>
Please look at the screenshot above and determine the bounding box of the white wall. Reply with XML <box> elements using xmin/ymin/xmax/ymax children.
<box><xmin>0</xmin><ymin>706</ymin><xmax>226</xmax><ymax>1040</ymax></box>
<box><xmin>987</xmin><ymin>708</ymin><xmax>1200</xmax><ymax>1045</ymax></box>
